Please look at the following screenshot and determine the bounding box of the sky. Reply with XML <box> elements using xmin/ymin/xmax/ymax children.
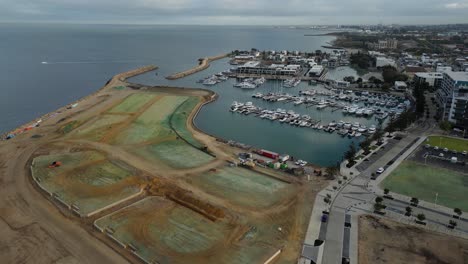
<box><xmin>1</xmin><ymin>0</ymin><xmax>468</xmax><ymax>25</ymax></box>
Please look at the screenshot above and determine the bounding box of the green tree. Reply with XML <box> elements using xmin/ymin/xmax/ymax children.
<box><xmin>416</xmin><ymin>213</ymin><xmax>426</xmax><ymax>222</ymax></box>
<box><xmin>344</xmin><ymin>143</ymin><xmax>357</xmax><ymax>163</ymax></box>
<box><xmin>405</xmin><ymin>206</ymin><xmax>412</xmax><ymax>215</ymax></box>
<box><xmin>375</xmin><ymin>196</ymin><xmax>384</xmax><ymax>204</ymax></box>
<box><xmin>440</xmin><ymin>121</ymin><xmax>453</xmax><ymax>132</ymax></box>
<box><xmin>325</xmin><ymin>166</ymin><xmax>339</xmax><ymax>180</ymax></box>
<box><xmin>449</xmin><ymin>220</ymin><xmax>457</xmax><ymax>227</ymax></box>
<box><xmin>374</xmin><ymin>203</ymin><xmax>385</xmax><ymax>212</ymax></box>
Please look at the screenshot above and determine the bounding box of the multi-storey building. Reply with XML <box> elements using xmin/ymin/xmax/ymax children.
<box><xmin>368</xmin><ymin>38</ymin><xmax>398</xmax><ymax>50</ymax></box>
<box><xmin>414</xmin><ymin>72</ymin><xmax>443</xmax><ymax>89</ymax></box>
<box><xmin>436</xmin><ymin>71</ymin><xmax>468</xmax><ymax>129</ymax></box>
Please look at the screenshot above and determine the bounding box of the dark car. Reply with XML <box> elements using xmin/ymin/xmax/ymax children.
<box><xmin>321</xmin><ymin>214</ymin><xmax>328</xmax><ymax>223</ymax></box>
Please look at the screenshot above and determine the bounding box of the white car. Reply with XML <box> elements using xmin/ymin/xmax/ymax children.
<box><xmin>376</xmin><ymin>167</ymin><xmax>385</xmax><ymax>174</ymax></box>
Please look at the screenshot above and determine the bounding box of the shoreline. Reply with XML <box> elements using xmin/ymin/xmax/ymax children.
<box><xmin>1</xmin><ymin>65</ymin><xmax>157</xmax><ymax>141</ymax></box>
<box><xmin>166</xmin><ymin>53</ymin><xmax>229</xmax><ymax>80</ymax></box>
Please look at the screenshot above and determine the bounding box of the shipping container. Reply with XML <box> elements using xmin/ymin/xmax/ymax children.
<box><xmin>259</xmin><ymin>149</ymin><xmax>279</xmax><ymax>159</ymax></box>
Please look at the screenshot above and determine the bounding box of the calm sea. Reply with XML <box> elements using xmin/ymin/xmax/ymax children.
<box><xmin>1</xmin><ymin>23</ymin><xmax>369</xmax><ymax>166</ymax></box>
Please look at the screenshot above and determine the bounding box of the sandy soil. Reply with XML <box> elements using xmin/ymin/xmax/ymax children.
<box><xmin>359</xmin><ymin>215</ymin><xmax>468</xmax><ymax>264</ymax></box>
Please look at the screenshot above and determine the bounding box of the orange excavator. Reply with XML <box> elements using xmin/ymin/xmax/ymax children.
<box><xmin>48</xmin><ymin>161</ymin><xmax>62</xmax><ymax>168</ymax></box>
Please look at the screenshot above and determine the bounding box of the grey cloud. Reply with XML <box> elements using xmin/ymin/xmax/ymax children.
<box><xmin>0</xmin><ymin>0</ymin><xmax>467</xmax><ymax>24</ymax></box>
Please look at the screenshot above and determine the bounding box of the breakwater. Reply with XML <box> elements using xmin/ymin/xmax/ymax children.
<box><xmin>166</xmin><ymin>53</ymin><xmax>229</xmax><ymax>80</ymax></box>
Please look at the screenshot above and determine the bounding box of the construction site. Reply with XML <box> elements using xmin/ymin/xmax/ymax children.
<box><xmin>0</xmin><ymin>65</ymin><xmax>327</xmax><ymax>264</ymax></box>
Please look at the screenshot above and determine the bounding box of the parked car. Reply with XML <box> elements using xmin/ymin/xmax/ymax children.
<box><xmin>321</xmin><ymin>214</ymin><xmax>328</xmax><ymax>223</ymax></box>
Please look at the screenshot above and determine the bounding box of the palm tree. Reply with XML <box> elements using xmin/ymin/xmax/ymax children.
<box><xmin>454</xmin><ymin>208</ymin><xmax>462</xmax><ymax>217</ymax></box>
<box><xmin>416</xmin><ymin>213</ymin><xmax>426</xmax><ymax>222</ymax></box>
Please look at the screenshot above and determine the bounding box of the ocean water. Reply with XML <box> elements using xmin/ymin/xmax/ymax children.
<box><xmin>1</xmin><ymin>23</ymin><xmax>371</xmax><ymax>166</ymax></box>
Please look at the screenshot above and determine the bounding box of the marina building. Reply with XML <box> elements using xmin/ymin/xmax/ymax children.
<box><xmin>308</xmin><ymin>65</ymin><xmax>325</xmax><ymax>77</ymax></box>
<box><xmin>436</xmin><ymin>71</ymin><xmax>468</xmax><ymax>129</ymax></box>
<box><xmin>236</xmin><ymin>61</ymin><xmax>302</xmax><ymax>76</ymax></box>
<box><xmin>414</xmin><ymin>72</ymin><xmax>443</xmax><ymax>89</ymax></box>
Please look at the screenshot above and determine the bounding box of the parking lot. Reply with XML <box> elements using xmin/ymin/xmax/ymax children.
<box><xmin>409</xmin><ymin>145</ymin><xmax>468</xmax><ymax>174</ymax></box>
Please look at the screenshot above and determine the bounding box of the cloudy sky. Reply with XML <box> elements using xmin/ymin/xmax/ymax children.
<box><xmin>1</xmin><ymin>0</ymin><xmax>468</xmax><ymax>25</ymax></box>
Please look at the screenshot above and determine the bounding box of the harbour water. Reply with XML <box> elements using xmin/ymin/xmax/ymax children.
<box><xmin>1</xmin><ymin>23</ymin><xmax>376</xmax><ymax>166</ymax></box>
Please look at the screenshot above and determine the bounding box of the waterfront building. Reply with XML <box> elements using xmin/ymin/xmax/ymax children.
<box><xmin>414</xmin><ymin>72</ymin><xmax>443</xmax><ymax>89</ymax></box>
<box><xmin>308</xmin><ymin>65</ymin><xmax>324</xmax><ymax>77</ymax></box>
<box><xmin>236</xmin><ymin>61</ymin><xmax>302</xmax><ymax>76</ymax></box>
<box><xmin>436</xmin><ymin>71</ymin><xmax>468</xmax><ymax>129</ymax></box>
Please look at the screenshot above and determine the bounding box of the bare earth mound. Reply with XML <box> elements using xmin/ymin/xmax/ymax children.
<box><xmin>359</xmin><ymin>215</ymin><xmax>468</xmax><ymax>264</ymax></box>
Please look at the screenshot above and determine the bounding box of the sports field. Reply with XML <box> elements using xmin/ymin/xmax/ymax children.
<box><xmin>426</xmin><ymin>136</ymin><xmax>468</xmax><ymax>152</ymax></box>
<box><xmin>381</xmin><ymin>161</ymin><xmax>468</xmax><ymax>211</ymax></box>
<box><xmin>31</xmin><ymin>151</ymin><xmax>142</xmax><ymax>216</ymax></box>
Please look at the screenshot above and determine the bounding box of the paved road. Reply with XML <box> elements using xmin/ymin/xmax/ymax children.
<box><xmin>321</xmin><ymin>124</ymin><xmax>468</xmax><ymax>264</ymax></box>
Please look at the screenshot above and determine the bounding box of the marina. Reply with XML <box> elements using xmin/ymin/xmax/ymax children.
<box><xmin>230</xmin><ymin>101</ymin><xmax>379</xmax><ymax>138</ymax></box>
<box><xmin>248</xmin><ymin>88</ymin><xmax>409</xmax><ymax>120</ymax></box>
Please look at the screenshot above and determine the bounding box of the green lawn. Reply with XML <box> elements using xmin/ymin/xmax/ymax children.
<box><xmin>381</xmin><ymin>161</ymin><xmax>468</xmax><ymax>211</ymax></box>
<box><xmin>426</xmin><ymin>136</ymin><xmax>468</xmax><ymax>152</ymax></box>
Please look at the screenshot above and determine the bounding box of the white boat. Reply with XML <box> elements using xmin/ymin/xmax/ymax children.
<box><xmin>283</xmin><ymin>78</ymin><xmax>301</xmax><ymax>88</ymax></box>
<box><xmin>317</xmin><ymin>104</ymin><xmax>327</xmax><ymax>110</ymax></box>
<box><xmin>253</xmin><ymin>77</ymin><xmax>266</xmax><ymax>86</ymax></box>
<box><xmin>239</xmin><ymin>82</ymin><xmax>256</xmax><ymax>89</ymax></box>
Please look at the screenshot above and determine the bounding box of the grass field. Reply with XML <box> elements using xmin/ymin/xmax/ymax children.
<box><xmin>426</xmin><ymin>136</ymin><xmax>468</xmax><ymax>152</ymax></box>
<box><xmin>114</xmin><ymin>96</ymin><xmax>188</xmax><ymax>145</ymax></box>
<box><xmin>136</xmin><ymin>140</ymin><xmax>214</xmax><ymax>169</ymax></box>
<box><xmin>73</xmin><ymin>114</ymin><xmax>128</xmax><ymax>141</ymax></box>
<box><xmin>32</xmin><ymin>151</ymin><xmax>142</xmax><ymax>215</ymax></box>
<box><xmin>170</xmin><ymin>96</ymin><xmax>203</xmax><ymax>148</ymax></box>
<box><xmin>95</xmin><ymin>197</ymin><xmax>232</xmax><ymax>263</ymax></box>
<box><xmin>108</xmin><ymin>93</ymin><xmax>156</xmax><ymax>113</ymax></box>
<box><xmin>381</xmin><ymin>161</ymin><xmax>468</xmax><ymax>211</ymax></box>
<box><xmin>189</xmin><ymin>167</ymin><xmax>292</xmax><ymax>208</ymax></box>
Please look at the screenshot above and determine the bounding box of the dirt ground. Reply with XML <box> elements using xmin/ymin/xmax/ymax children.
<box><xmin>0</xmin><ymin>66</ymin><xmax>327</xmax><ymax>264</ymax></box>
<box><xmin>359</xmin><ymin>215</ymin><xmax>468</xmax><ymax>264</ymax></box>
